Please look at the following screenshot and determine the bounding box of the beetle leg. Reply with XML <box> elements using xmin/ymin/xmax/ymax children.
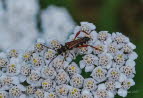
<box><xmin>61</xmin><ymin>52</ymin><xmax>67</xmax><ymax>64</ymax></box>
<box><xmin>39</xmin><ymin>44</ymin><xmax>51</xmax><ymax>49</ymax></box>
<box><xmin>73</xmin><ymin>31</ymin><xmax>81</xmax><ymax>40</ymax></box>
<box><xmin>82</xmin><ymin>31</ymin><xmax>91</xmax><ymax>35</ymax></box>
<box><xmin>48</xmin><ymin>55</ymin><xmax>59</xmax><ymax>66</ymax></box>
<box><xmin>77</xmin><ymin>44</ymin><xmax>89</xmax><ymax>48</ymax></box>
<box><xmin>73</xmin><ymin>31</ymin><xmax>90</xmax><ymax>40</ymax></box>
<box><xmin>78</xmin><ymin>44</ymin><xmax>101</xmax><ymax>51</ymax></box>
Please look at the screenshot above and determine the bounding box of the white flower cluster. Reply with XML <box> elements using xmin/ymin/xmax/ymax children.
<box><xmin>41</xmin><ymin>5</ymin><xmax>75</xmax><ymax>43</ymax></box>
<box><xmin>0</xmin><ymin>0</ymin><xmax>75</xmax><ymax>50</ymax></box>
<box><xmin>0</xmin><ymin>22</ymin><xmax>137</xmax><ymax>98</ymax></box>
<box><xmin>0</xmin><ymin>0</ymin><xmax>39</xmax><ymax>50</ymax></box>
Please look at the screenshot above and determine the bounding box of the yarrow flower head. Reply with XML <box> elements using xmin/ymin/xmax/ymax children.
<box><xmin>69</xmin><ymin>87</ymin><xmax>81</xmax><ymax>98</ymax></box>
<box><xmin>83</xmin><ymin>78</ymin><xmax>97</xmax><ymax>91</ymax></box>
<box><xmin>67</xmin><ymin>62</ymin><xmax>81</xmax><ymax>75</ymax></box>
<box><xmin>97</xmin><ymin>31</ymin><xmax>112</xmax><ymax>44</ymax></box>
<box><xmin>50</xmin><ymin>40</ymin><xmax>61</xmax><ymax>50</ymax></box>
<box><xmin>91</xmin><ymin>66</ymin><xmax>107</xmax><ymax>82</ymax></box>
<box><xmin>80</xmin><ymin>22</ymin><xmax>96</xmax><ymax>33</ymax></box>
<box><xmin>34</xmin><ymin>89</ymin><xmax>45</xmax><ymax>98</ymax></box>
<box><xmin>80</xmin><ymin>54</ymin><xmax>98</xmax><ymax>72</ymax></box>
<box><xmin>44</xmin><ymin>49</ymin><xmax>56</xmax><ymax>61</ymax></box>
<box><xmin>52</xmin><ymin>56</ymin><xmax>69</xmax><ymax>70</ymax></box>
<box><xmin>0</xmin><ymin>21</ymin><xmax>138</xmax><ymax>98</ymax></box>
<box><xmin>45</xmin><ymin>92</ymin><xmax>57</xmax><ymax>98</ymax></box>
<box><xmin>41</xmin><ymin>66</ymin><xmax>57</xmax><ymax>79</ymax></box>
<box><xmin>42</xmin><ymin>79</ymin><xmax>56</xmax><ymax>91</ymax></box>
<box><xmin>9</xmin><ymin>85</ymin><xmax>26</xmax><ymax>98</ymax></box>
<box><xmin>81</xmin><ymin>90</ymin><xmax>93</xmax><ymax>98</ymax></box>
<box><xmin>56</xmin><ymin>84</ymin><xmax>69</xmax><ymax>98</ymax></box>
<box><xmin>22</xmin><ymin>50</ymin><xmax>34</xmax><ymax>62</ymax></box>
<box><xmin>98</xmin><ymin>53</ymin><xmax>113</xmax><ymax>69</ymax></box>
<box><xmin>26</xmin><ymin>70</ymin><xmax>42</xmax><ymax>87</ymax></box>
<box><xmin>7</xmin><ymin>49</ymin><xmax>20</xmax><ymax>58</ymax></box>
<box><xmin>0</xmin><ymin>91</ymin><xmax>8</xmax><ymax>98</ymax></box>
<box><xmin>70</xmin><ymin>74</ymin><xmax>84</xmax><ymax>88</ymax></box>
<box><xmin>56</xmin><ymin>69</ymin><xmax>70</xmax><ymax>85</ymax></box>
<box><xmin>0</xmin><ymin>53</ymin><xmax>9</xmax><ymax>68</ymax></box>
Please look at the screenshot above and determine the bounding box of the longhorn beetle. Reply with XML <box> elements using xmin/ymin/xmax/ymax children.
<box><xmin>46</xmin><ymin>30</ymin><xmax>101</xmax><ymax>66</ymax></box>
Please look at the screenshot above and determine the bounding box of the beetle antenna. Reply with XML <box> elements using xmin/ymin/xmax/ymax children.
<box><xmin>48</xmin><ymin>54</ymin><xmax>59</xmax><ymax>66</ymax></box>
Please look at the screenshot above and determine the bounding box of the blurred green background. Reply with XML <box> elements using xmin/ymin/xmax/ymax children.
<box><xmin>40</xmin><ymin>0</ymin><xmax>143</xmax><ymax>97</ymax></box>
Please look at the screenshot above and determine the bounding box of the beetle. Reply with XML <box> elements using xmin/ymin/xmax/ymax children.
<box><xmin>47</xmin><ymin>31</ymin><xmax>100</xmax><ymax>66</ymax></box>
<box><xmin>57</xmin><ymin>37</ymin><xmax>90</xmax><ymax>54</ymax></box>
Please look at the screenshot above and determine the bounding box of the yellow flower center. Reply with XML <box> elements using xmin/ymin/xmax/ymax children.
<box><xmin>127</xmin><ymin>82</ymin><xmax>131</xmax><ymax>85</ymax></box>
<box><xmin>43</xmin><ymin>82</ymin><xmax>48</xmax><ymax>85</ymax></box>
<box><xmin>12</xmin><ymin>49</ymin><xmax>16</xmax><ymax>53</ymax></box>
<box><xmin>88</xmin><ymin>81</ymin><xmax>93</xmax><ymax>84</ymax></box>
<box><xmin>97</xmin><ymin>69</ymin><xmax>102</xmax><ymax>73</ymax></box>
<box><xmin>11</xmin><ymin>64</ymin><xmax>15</xmax><ymax>67</ymax></box>
<box><xmin>33</xmin><ymin>59</ymin><xmax>38</xmax><ymax>63</ymax></box>
<box><xmin>74</xmin><ymin>88</ymin><xmax>77</xmax><ymax>92</ymax></box>
<box><xmin>71</xmin><ymin>66</ymin><xmax>75</xmax><ymax>70</ymax></box>
<box><xmin>36</xmin><ymin>44</ymin><xmax>42</xmax><ymax>48</ymax></box>
<box><xmin>117</xmin><ymin>55</ymin><xmax>123</xmax><ymax>59</ymax></box>
<box><xmin>111</xmin><ymin>71</ymin><xmax>117</xmax><ymax>75</ymax></box>
<box><xmin>48</xmin><ymin>50</ymin><xmax>53</xmax><ymax>54</ymax></box>
<box><xmin>23</xmin><ymin>54</ymin><xmax>30</xmax><ymax>58</ymax></box>
<box><xmin>50</xmin><ymin>94</ymin><xmax>54</xmax><ymax>96</ymax></box>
